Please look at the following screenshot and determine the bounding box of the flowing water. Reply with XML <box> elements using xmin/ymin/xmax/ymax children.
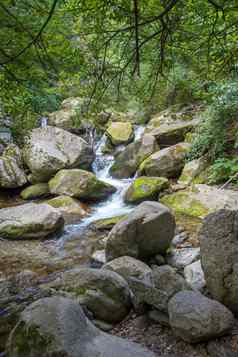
<box><xmin>56</xmin><ymin>125</ymin><xmax>145</xmax><ymax>247</ymax></box>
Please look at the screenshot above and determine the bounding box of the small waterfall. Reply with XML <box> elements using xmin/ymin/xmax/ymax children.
<box><xmin>40</xmin><ymin>116</ymin><xmax>48</xmax><ymax>128</ymax></box>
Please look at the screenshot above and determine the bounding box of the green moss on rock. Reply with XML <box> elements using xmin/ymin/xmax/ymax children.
<box><xmin>124</xmin><ymin>176</ymin><xmax>169</xmax><ymax>203</ymax></box>
<box><xmin>21</xmin><ymin>183</ymin><xmax>50</xmax><ymax>200</ymax></box>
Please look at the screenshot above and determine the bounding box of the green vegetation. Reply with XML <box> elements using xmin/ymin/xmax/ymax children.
<box><xmin>0</xmin><ymin>0</ymin><xmax>238</xmax><ymax>182</ymax></box>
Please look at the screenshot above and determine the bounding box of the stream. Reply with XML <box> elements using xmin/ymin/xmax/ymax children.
<box><xmin>54</xmin><ymin>125</ymin><xmax>145</xmax><ymax>251</ymax></box>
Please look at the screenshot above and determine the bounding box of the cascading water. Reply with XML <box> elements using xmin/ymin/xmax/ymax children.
<box><xmin>56</xmin><ymin>125</ymin><xmax>145</xmax><ymax>246</ymax></box>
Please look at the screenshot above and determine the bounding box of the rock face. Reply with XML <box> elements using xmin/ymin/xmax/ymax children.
<box><xmin>161</xmin><ymin>184</ymin><xmax>238</xmax><ymax>219</ymax></box>
<box><xmin>20</xmin><ymin>183</ymin><xmax>50</xmax><ymax>200</ymax></box>
<box><xmin>106</xmin><ymin>201</ymin><xmax>175</xmax><ymax>261</ymax></box>
<box><xmin>200</xmin><ymin>210</ymin><xmax>238</xmax><ymax>314</ymax></box>
<box><xmin>46</xmin><ymin>195</ymin><xmax>88</xmax><ymax>224</ymax></box>
<box><xmin>41</xmin><ymin>268</ymin><xmax>131</xmax><ymax>324</ymax></box>
<box><xmin>146</xmin><ymin>119</ymin><xmax>199</xmax><ymax>147</ymax></box>
<box><xmin>49</xmin><ymin>169</ymin><xmax>116</xmax><ymax>200</ymax></box>
<box><xmin>0</xmin><ymin>144</ymin><xmax>27</xmax><ymax>188</ymax></box>
<box><xmin>124</xmin><ymin>176</ymin><xmax>169</xmax><ymax>204</ymax></box>
<box><xmin>110</xmin><ymin>134</ymin><xmax>158</xmax><ymax>178</ymax></box>
<box><xmin>0</xmin><ymin>203</ymin><xmax>64</xmax><ymax>239</ymax></box>
<box><xmin>23</xmin><ymin>126</ymin><xmax>94</xmax><ymax>182</ymax></box>
<box><xmin>106</xmin><ymin>121</ymin><xmax>134</xmax><ymax>145</ymax></box>
<box><xmin>168</xmin><ymin>291</ymin><xmax>234</xmax><ymax>343</ymax></box>
<box><xmin>7</xmin><ymin>297</ymin><xmax>155</xmax><ymax>357</ymax></box>
<box><xmin>139</xmin><ymin>143</ymin><xmax>190</xmax><ymax>178</ymax></box>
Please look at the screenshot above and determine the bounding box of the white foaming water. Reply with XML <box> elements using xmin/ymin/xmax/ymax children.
<box><xmin>40</xmin><ymin>117</ymin><xmax>48</xmax><ymax>128</ymax></box>
<box><xmin>61</xmin><ymin>125</ymin><xmax>145</xmax><ymax>234</ymax></box>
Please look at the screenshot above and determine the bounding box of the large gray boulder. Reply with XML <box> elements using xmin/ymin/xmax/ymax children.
<box><xmin>106</xmin><ymin>201</ymin><xmax>175</xmax><ymax>261</ymax></box>
<box><xmin>0</xmin><ymin>144</ymin><xmax>27</xmax><ymax>188</ymax></box>
<box><xmin>7</xmin><ymin>297</ymin><xmax>155</xmax><ymax>357</ymax></box>
<box><xmin>168</xmin><ymin>291</ymin><xmax>234</xmax><ymax>343</ymax></box>
<box><xmin>200</xmin><ymin>210</ymin><xmax>238</xmax><ymax>314</ymax></box>
<box><xmin>102</xmin><ymin>256</ymin><xmax>153</xmax><ymax>307</ymax></box>
<box><xmin>49</xmin><ymin>169</ymin><xmax>116</xmax><ymax>200</ymax></box>
<box><xmin>110</xmin><ymin>134</ymin><xmax>158</xmax><ymax>178</ymax></box>
<box><xmin>23</xmin><ymin>126</ymin><xmax>94</xmax><ymax>182</ymax></box>
<box><xmin>41</xmin><ymin>268</ymin><xmax>131</xmax><ymax>324</ymax></box>
<box><xmin>0</xmin><ymin>203</ymin><xmax>64</xmax><ymax>239</ymax></box>
<box><xmin>139</xmin><ymin>142</ymin><xmax>190</xmax><ymax>178</ymax></box>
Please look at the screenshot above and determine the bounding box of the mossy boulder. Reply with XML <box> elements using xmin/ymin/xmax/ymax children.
<box><xmin>110</xmin><ymin>134</ymin><xmax>158</xmax><ymax>178</ymax></box>
<box><xmin>0</xmin><ymin>145</ymin><xmax>27</xmax><ymax>188</ymax></box>
<box><xmin>139</xmin><ymin>142</ymin><xmax>190</xmax><ymax>178</ymax></box>
<box><xmin>146</xmin><ymin>119</ymin><xmax>199</xmax><ymax>147</ymax></box>
<box><xmin>0</xmin><ymin>203</ymin><xmax>64</xmax><ymax>239</ymax></box>
<box><xmin>49</xmin><ymin>169</ymin><xmax>116</xmax><ymax>201</ymax></box>
<box><xmin>178</xmin><ymin>157</ymin><xmax>208</xmax><ymax>185</ymax></box>
<box><xmin>23</xmin><ymin>126</ymin><xmax>94</xmax><ymax>182</ymax></box>
<box><xmin>124</xmin><ymin>176</ymin><xmax>169</xmax><ymax>204</ymax></box>
<box><xmin>91</xmin><ymin>215</ymin><xmax>126</xmax><ymax>231</ymax></box>
<box><xmin>7</xmin><ymin>297</ymin><xmax>154</xmax><ymax>357</ymax></box>
<box><xmin>161</xmin><ymin>184</ymin><xmax>238</xmax><ymax>219</ymax></box>
<box><xmin>106</xmin><ymin>122</ymin><xmax>134</xmax><ymax>146</ymax></box>
<box><xmin>48</xmin><ymin>108</ymin><xmax>78</xmax><ymax>130</ymax></box>
<box><xmin>46</xmin><ymin>195</ymin><xmax>88</xmax><ymax>224</ymax></box>
<box><xmin>40</xmin><ymin>268</ymin><xmax>132</xmax><ymax>324</ymax></box>
<box><xmin>20</xmin><ymin>183</ymin><xmax>50</xmax><ymax>200</ymax></box>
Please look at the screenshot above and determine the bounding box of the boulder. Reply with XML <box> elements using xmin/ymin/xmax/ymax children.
<box><xmin>0</xmin><ymin>144</ymin><xmax>27</xmax><ymax>188</ymax></box>
<box><xmin>128</xmin><ymin>264</ymin><xmax>189</xmax><ymax>313</ymax></box>
<box><xmin>46</xmin><ymin>195</ymin><xmax>88</xmax><ymax>224</ymax></box>
<box><xmin>41</xmin><ymin>268</ymin><xmax>131</xmax><ymax>324</ymax></box>
<box><xmin>200</xmin><ymin>210</ymin><xmax>238</xmax><ymax>314</ymax></box>
<box><xmin>146</xmin><ymin>119</ymin><xmax>199</xmax><ymax>147</ymax></box>
<box><xmin>110</xmin><ymin>134</ymin><xmax>158</xmax><ymax>178</ymax></box>
<box><xmin>184</xmin><ymin>260</ymin><xmax>206</xmax><ymax>291</ymax></box>
<box><xmin>23</xmin><ymin>126</ymin><xmax>94</xmax><ymax>182</ymax></box>
<box><xmin>124</xmin><ymin>176</ymin><xmax>169</xmax><ymax>204</ymax></box>
<box><xmin>106</xmin><ymin>121</ymin><xmax>134</xmax><ymax>146</ymax></box>
<box><xmin>178</xmin><ymin>157</ymin><xmax>208</xmax><ymax>185</ymax></box>
<box><xmin>7</xmin><ymin>297</ymin><xmax>155</xmax><ymax>357</ymax></box>
<box><xmin>61</xmin><ymin>96</ymin><xmax>84</xmax><ymax>110</ymax></box>
<box><xmin>168</xmin><ymin>291</ymin><xmax>234</xmax><ymax>343</ymax></box>
<box><xmin>20</xmin><ymin>183</ymin><xmax>50</xmax><ymax>200</ymax></box>
<box><xmin>106</xmin><ymin>201</ymin><xmax>175</xmax><ymax>261</ymax></box>
<box><xmin>0</xmin><ymin>203</ymin><xmax>64</xmax><ymax>239</ymax></box>
<box><xmin>102</xmin><ymin>256</ymin><xmax>153</xmax><ymax>306</ymax></box>
<box><xmin>167</xmin><ymin>247</ymin><xmax>200</xmax><ymax>269</ymax></box>
<box><xmin>139</xmin><ymin>143</ymin><xmax>190</xmax><ymax>178</ymax></box>
<box><xmin>161</xmin><ymin>184</ymin><xmax>238</xmax><ymax>219</ymax></box>
<box><xmin>48</xmin><ymin>108</ymin><xmax>78</xmax><ymax>130</ymax></box>
<box><xmin>49</xmin><ymin>169</ymin><xmax>116</xmax><ymax>200</ymax></box>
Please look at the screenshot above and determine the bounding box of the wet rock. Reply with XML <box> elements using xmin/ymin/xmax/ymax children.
<box><xmin>124</xmin><ymin>176</ymin><xmax>169</xmax><ymax>204</ymax></box>
<box><xmin>184</xmin><ymin>260</ymin><xmax>206</xmax><ymax>291</ymax></box>
<box><xmin>20</xmin><ymin>183</ymin><xmax>50</xmax><ymax>200</ymax></box>
<box><xmin>167</xmin><ymin>247</ymin><xmax>200</xmax><ymax>269</ymax></box>
<box><xmin>200</xmin><ymin>210</ymin><xmax>238</xmax><ymax>314</ymax></box>
<box><xmin>172</xmin><ymin>232</ymin><xmax>189</xmax><ymax>247</ymax></box>
<box><xmin>23</xmin><ymin>126</ymin><xmax>94</xmax><ymax>182</ymax></box>
<box><xmin>161</xmin><ymin>184</ymin><xmax>238</xmax><ymax>219</ymax></box>
<box><xmin>168</xmin><ymin>291</ymin><xmax>234</xmax><ymax>343</ymax></box>
<box><xmin>7</xmin><ymin>297</ymin><xmax>155</xmax><ymax>357</ymax></box>
<box><xmin>0</xmin><ymin>144</ymin><xmax>27</xmax><ymax>188</ymax></box>
<box><xmin>207</xmin><ymin>340</ymin><xmax>238</xmax><ymax>357</ymax></box>
<box><xmin>139</xmin><ymin>142</ymin><xmax>190</xmax><ymax>178</ymax></box>
<box><xmin>45</xmin><ymin>195</ymin><xmax>88</xmax><ymax>224</ymax></box>
<box><xmin>49</xmin><ymin>169</ymin><xmax>116</xmax><ymax>201</ymax></box>
<box><xmin>106</xmin><ymin>201</ymin><xmax>175</xmax><ymax>261</ymax></box>
<box><xmin>110</xmin><ymin>134</ymin><xmax>158</xmax><ymax>178</ymax></box>
<box><xmin>0</xmin><ymin>203</ymin><xmax>64</xmax><ymax>239</ymax></box>
<box><xmin>40</xmin><ymin>267</ymin><xmax>131</xmax><ymax>324</ymax></box>
<box><xmin>106</xmin><ymin>121</ymin><xmax>134</xmax><ymax>146</ymax></box>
